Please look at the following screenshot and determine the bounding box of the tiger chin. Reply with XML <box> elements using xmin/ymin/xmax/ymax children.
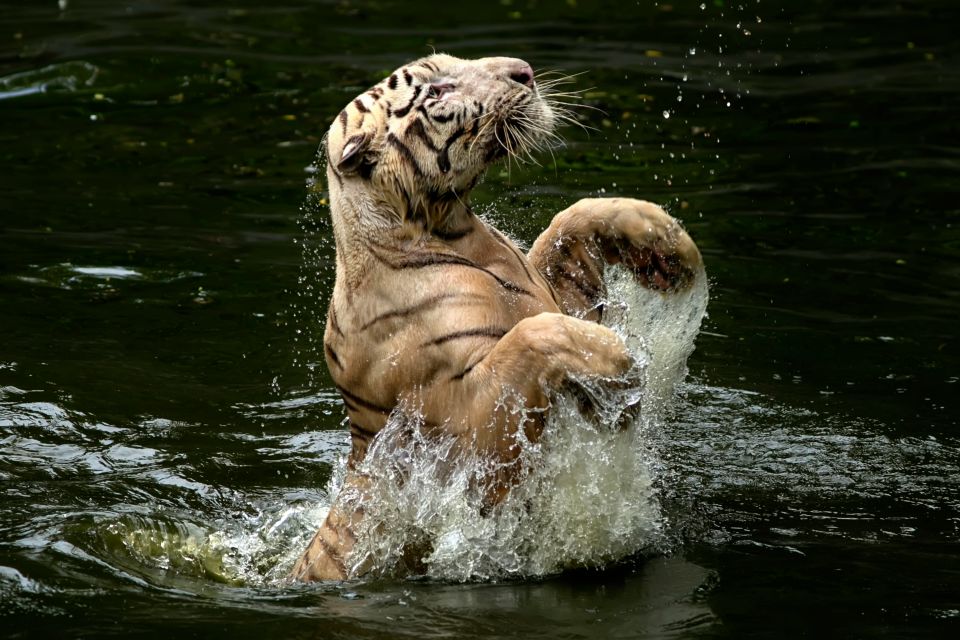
<box><xmin>290</xmin><ymin>53</ymin><xmax>705</xmax><ymax>581</ymax></box>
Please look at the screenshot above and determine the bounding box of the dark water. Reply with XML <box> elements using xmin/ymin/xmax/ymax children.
<box><xmin>2</xmin><ymin>0</ymin><xmax>959</xmax><ymax>637</ymax></box>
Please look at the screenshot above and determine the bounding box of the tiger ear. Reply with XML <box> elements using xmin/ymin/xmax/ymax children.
<box><xmin>337</xmin><ymin>132</ymin><xmax>372</xmax><ymax>173</ymax></box>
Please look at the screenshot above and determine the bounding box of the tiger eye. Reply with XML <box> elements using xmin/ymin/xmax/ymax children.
<box><xmin>427</xmin><ymin>83</ymin><xmax>455</xmax><ymax>99</ymax></box>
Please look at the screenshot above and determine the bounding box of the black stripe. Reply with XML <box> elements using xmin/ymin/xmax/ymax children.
<box><xmin>316</xmin><ymin>535</ymin><xmax>347</xmax><ymax>578</ymax></box>
<box><xmin>420</xmin><ymin>60</ymin><xmax>439</xmax><ymax>73</ymax></box>
<box><xmin>498</xmin><ymin>279</ymin><xmax>532</xmax><ymax>296</ymax></box>
<box><xmin>386</xmin><ymin>133</ymin><xmax>424</xmax><ymax>177</ymax></box>
<box><xmin>424</xmin><ymin>327</ymin><xmax>507</xmax><ymax>347</ymax></box>
<box><xmin>350</xmin><ymin>421</ymin><xmax>378</xmax><ymax>440</ymax></box>
<box><xmin>336</xmin><ymin>384</ymin><xmax>392</xmax><ymax>415</ymax></box>
<box><xmin>403</xmin><ymin>68</ymin><xmax>413</xmax><ymax>85</ymax></box>
<box><xmin>406</xmin><ymin>117</ymin><xmax>439</xmax><ymax>151</ymax></box>
<box><xmin>443</xmin><ymin>127</ymin><xmax>466</xmax><ymax>150</ymax></box>
<box><xmin>398</xmin><ymin>188</ymin><xmax>419</xmax><ymax>224</ymax></box>
<box><xmin>423</xmin><ymin>187</ymin><xmax>455</xmax><ymax>207</ymax></box>
<box><xmin>429</xmin><ymin>111</ymin><xmax>456</xmax><ymax>124</ymax></box>
<box><xmin>353</xmin><ymin>98</ymin><xmax>369</xmax><ymax>113</ymax></box>
<box><xmin>360</xmin><ymin>293</ymin><xmax>461</xmax><ymax>331</ymax></box>
<box><xmin>324</xmin><ymin>342</ymin><xmax>343</xmax><ymax>369</ymax></box>
<box><xmin>367</xmin><ymin>246</ymin><xmax>534</xmax><ymax>298</ymax></box>
<box><xmin>370</xmin><ymin>245</ymin><xmax>471</xmax><ymax>271</ymax></box>
<box><xmin>350</xmin><ymin>432</ymin><xmax>370</xmax><ymax>451</ymax></box>
<box><xmin>437</xmin><ymin>154</ymin><xmax>451</xmax><ymax>174</ymax></box>
<box><xmin>392</xmin><ymin>84</ymin><xmax>423</xmax><ymax>118</ymax></box>
<box><xmin>451</xmin><ymin>363</ymin><xmax>477</xmax><ymax>380</ymax></box>
<box><xmin>555</xmin><ymin>262</ymin><xmax>602</xmax><ymax>302</ymax></box>
<box><xmin>437</xmin><ymin>127</ymin><xmax>465</xmax><ymax>174</ymax></box>
<box><xmin>338</xmin><ymin>109</ymin><xmax>348</xmax><ymax>133</ymax></box>
<box><xmin>341</xmin><ymin>395</ymin><xmax>361</xmax><ymax>414</ymax></box>
<box><xmin>388</xmin><ymin>73</ymin><xmax>398</xmax><ymax>90</ymax></box>
<box><xmin>433</xmin><ymin>226</ymin><xmax>473</xmax><ymax>242</ymax></box>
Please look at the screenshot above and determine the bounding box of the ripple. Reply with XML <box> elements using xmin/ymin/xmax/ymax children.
<box><xmin>236</xmin><ymin>390</ymin><xmax>342</xmax><ymax>422</ymax></box>
<box><xmin>14</xmin><ymin>263</ymin><xmax>203</xmax><ymax>291</ymax></box>
<box><xmin>0</xmin><ymin>565</ymin><xmax>43</xmax><ymax>594</ymax></box>
<box><xmin>0</xmin><ymin>61</ymin><xmax>99</xmax><ymax>101</ymax></box>
<box><xmin>72</xmin><ymin>266</ymin><xmax>142</xmax><ymax>279</ymax></box>
<box><xmin>665</xmin><ymin>384</ymin><xmax>960</xmax><ymax>539</ymax></box>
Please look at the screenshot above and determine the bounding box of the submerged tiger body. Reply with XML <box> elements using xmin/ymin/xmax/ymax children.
<box><xmin>291</xmin><ymin>54</ymin><xmax>705</xmax><ymax>581</ymax></box>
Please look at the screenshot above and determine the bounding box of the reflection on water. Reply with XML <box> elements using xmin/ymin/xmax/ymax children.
<box><xmin>0</xmin><ymin>61</ymin><xmax>99</xmax><ymax>100</ymax></box>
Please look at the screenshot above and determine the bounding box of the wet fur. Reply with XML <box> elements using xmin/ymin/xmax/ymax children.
<box><xmin>291</xmin><ymin>54</ymin><xmax>703</xmax><ymax>581</ymax></box>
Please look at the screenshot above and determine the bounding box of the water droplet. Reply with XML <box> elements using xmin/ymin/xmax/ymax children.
<box><xmin>662</xmin><ymin>110</ymin><xmax>671</xmax><ymax>119</ymax></box>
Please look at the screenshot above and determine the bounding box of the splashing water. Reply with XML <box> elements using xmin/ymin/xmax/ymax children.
<box><xmin>340</xmin><ymin>264</ymin><xmax>709</xmax><ymax>581</ymax></box>
<box><xmin>72</xmin><ymin>263</ymin><xmax>708</xmax><ymax>586</ymax></box>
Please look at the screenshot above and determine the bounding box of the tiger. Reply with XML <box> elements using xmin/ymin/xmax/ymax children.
<box><xmin>290</xmin><ymin>53</ymin><xmax>705</xmax><ymax>581</ymax></box>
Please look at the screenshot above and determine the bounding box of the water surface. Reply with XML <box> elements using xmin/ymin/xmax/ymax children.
<box><xmin>2</xmin><ymin>0</ymin><xmax>959</xmax><ymax>637</ymax></box>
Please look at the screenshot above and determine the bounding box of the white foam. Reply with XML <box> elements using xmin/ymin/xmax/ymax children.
<box><xmin>173</xmin><ymin>264</ymin><xmax>708</xmax><ymax>585</ymax></box>
<box><xmin>343</xmin><ymin>264</ymin><xmax>709</xmax><ymax>581</ymax></box>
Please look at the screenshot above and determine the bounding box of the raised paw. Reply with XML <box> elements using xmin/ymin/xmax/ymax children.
<box><xmin>569</xmin><ymin>198</ymin><xmax>703</xmax><ymax>292</ymax></box>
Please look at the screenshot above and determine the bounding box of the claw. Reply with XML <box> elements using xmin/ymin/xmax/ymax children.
<box><xmin>622</xmin><ymin>246</ymin><xmax>687</xmax><ymax>292</ymax></box>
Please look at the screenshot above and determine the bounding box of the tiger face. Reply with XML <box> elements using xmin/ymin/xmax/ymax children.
<box><xmin>325</xmin><ymin>54</ymin><xmax>557</xmax><ymax>228</ymax></box>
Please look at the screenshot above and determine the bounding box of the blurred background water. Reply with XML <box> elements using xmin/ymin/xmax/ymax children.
<box><xmin>1</xmin><ymin>0</ymin><xmax>958</xmax><ymax>637</ymax></box>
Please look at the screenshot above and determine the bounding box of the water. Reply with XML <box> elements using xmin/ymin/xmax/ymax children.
<box><xmin>2</xmin><ymin>0</ymin><xmax>959</xmax><ymax>637</ymax></box>
<box><xmin>340</xmin><ymin>268</ymin><xmax>707</xmax><ymax>582</ymax></box>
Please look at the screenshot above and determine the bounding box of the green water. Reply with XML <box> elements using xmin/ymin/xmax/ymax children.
<box><xmin>2</xmin><ymin>0</ymin><xmax>959</xmax><ymax>637</ymax></box>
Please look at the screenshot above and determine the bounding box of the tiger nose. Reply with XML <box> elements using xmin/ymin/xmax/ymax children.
<box><xmin>507</xmin><ymin>62</ymin><xmax>535</xmax><ymax>88</ymax></box>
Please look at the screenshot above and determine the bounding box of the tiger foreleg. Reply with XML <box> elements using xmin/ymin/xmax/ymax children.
<box><xmin>291</xmin><ymin>313</ymin><xmax>634</xmax><ymax>581</ymax></box>
<box><xmin>289</xmin><ymin>471</ymin><xmax>371</xmax><ymax>581</ymax></box>
<box><xmin>419</xmin><ymin>311</ymin><xmax>634</xmax><ymax>505</ymax></box>
<box><xmin>528</xmin><ymin>198</ymin><xmax>704</xmax><ymax>321</ymax></box>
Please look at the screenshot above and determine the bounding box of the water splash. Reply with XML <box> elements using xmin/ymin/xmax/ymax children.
<box><xmin>1</xmin><ymin>260</ymin><xmax>709</xmax><ymax>586</ymax></box>
<box><xmin>341</xmin><ymin>264</ymin><xmax>709</xmax><ymax>581</ymax></box>
<box><xmin>15</xmin><ymin>263</ymin><xmax>707</xmax><ymax>587</ymax></box>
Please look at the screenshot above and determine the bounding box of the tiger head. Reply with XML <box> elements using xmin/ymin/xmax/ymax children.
<box><xmin>325</xmin><ymin>54</ymin><xmax>557</xmax><ymax>231</ymax></box>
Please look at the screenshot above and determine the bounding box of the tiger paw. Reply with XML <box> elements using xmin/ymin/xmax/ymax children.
<box><xmin>513</xmin><ymin>312</ymin><xmax>634</xmax><ymax>383</ymax></box>
<box><xmin>571</xmin><ymin>197</ymin><xmax>703</xmax><ymax>292</ymax></box>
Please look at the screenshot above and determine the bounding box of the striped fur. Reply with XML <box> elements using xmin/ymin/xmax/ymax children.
<box><xmin>291</xmin><ymin>54</ymin><xmax>705</xmax><ymax>582</ymax></box>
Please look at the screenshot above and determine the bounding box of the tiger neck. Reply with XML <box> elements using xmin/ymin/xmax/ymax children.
<box><xmin>329</xmin><ymin>174</ymin><xmax>479</xmax><ymax>288</ymax></box>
